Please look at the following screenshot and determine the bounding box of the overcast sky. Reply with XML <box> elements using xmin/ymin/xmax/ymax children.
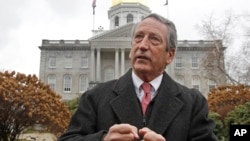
<box><xmin>0</xmin><ymin>0</ymin><xmax>249</xmax><ymax>76</ymax></box>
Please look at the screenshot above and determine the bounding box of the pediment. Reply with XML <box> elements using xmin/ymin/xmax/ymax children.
<box><xmin>89</xmin><ymin>23</ymin><xmax>135</xmax><ymax>41</ymax></box>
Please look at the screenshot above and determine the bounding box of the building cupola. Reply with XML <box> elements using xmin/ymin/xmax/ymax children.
<box><xmin>108</xmin><ymin>0</ymin><xmax>151</xmax><ymax>29</ymax></box>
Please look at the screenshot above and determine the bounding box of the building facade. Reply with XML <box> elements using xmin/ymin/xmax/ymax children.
<box><xmin>39</xmin><ymin>0</ymin><xmax>226</xmax><ymax>100</ymax></box>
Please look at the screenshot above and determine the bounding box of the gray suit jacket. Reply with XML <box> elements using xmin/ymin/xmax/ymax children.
<box><xmin>59</xmin><ymin>69</ymin><xmax>218</xmax><ymax>141</ymax></box>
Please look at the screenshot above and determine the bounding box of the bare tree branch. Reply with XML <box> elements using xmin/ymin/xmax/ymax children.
<box><xmin>197</xmin><ymin>12</ymin><xmax>239</xmax><ymax>84</ymax></box>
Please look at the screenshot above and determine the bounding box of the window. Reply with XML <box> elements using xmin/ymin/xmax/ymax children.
<box><xmin>63</xmin><ymin>75</ymin><xmax>72</xmax><ymax>93</ymax></box>
<box><xmin>49</xmin><ymin>57</ymin><xmax>56</xmax><ymax>68</ymax></box>
<box><xmin>79</xmin><ymin>75</ymin><xmax>88</xmax><ymax>93</ymax></box>
<box><xmin>48</xmin><ymin>74</ymin><xmax>56</xmax><ymax>91</ymax></box>
<box><xmin>175</xmin><ymin>57</ymin><xmax>182</xmax><ymax>68</ymax></box>
<box><xmin>208</xmin><ymin>79</ymin><xmax>216</xmax><ymax>90</ymax></box>
<box><xmin>192</xmin><ymin>76</ymin><xmax>200</xmax><ymax>90</ymax></box>
<box><xmin>81</xmin><ymin>57</ymin><xmax>88</xmax><ymax>68</ymax></box>
<box><xmin>192</xmin><ymin>57</ymin><xmax>199</xmax><ymax>68</ymax></box>
<box><xmin>64</xmin><ymin>57</ymin><xmax>72</xmax><ymax>68</ymax></box>
<box><xmin>104</xmin><ymin>68</ymin><xmax>114</xmax><ymax>82</ymax></box>
<box><xmin>127</xmin><ymin>14</ymin><xmax>133</xmax><ymax>23</ymax></box>
<box><xmin>115</xmin><ymin>16</ymin><xmax>119</xmax><ymax>27</ymax></box>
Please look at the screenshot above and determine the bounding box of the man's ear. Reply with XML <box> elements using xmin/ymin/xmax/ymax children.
<box><xmin>165</xmin><ymin>48</ymin><xmax>176</xmax><ymax>65</ymax></box>
<box><xmin>129</xmin><ymin>41</ymin><xmax>133</xmax><ymax>59</ymax></box>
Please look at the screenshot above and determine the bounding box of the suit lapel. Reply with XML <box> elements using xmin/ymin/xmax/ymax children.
<box><xmin>147</xmin><ymin>73</ymin><xmax>184</xmax><ymax>135</ymax></box>
<box><xmin>109</xmin><ymin>70</ymin><xmax>184</xmax><ymax>134</ymax></box>
<box><xmin>110</xmin><ymin>69</ymin><xmax>144</xmax><ymax>128</ymax></box>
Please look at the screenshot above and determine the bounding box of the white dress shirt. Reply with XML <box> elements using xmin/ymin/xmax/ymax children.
<box><xmin>132</xmin><ymin>71</ymin><xmax>163</xmax><ymax>102</ymax></box>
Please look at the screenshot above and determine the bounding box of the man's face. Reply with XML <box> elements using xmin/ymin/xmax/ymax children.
<box><xmin>129</xmin><ymin>17</ymin><xmax>175</xmax><ymax>81</ymax></box>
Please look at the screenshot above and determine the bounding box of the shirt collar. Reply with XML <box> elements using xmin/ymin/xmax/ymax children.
<box><xmin>132</xmin><ymin>71</ymin><xmax>163</xmax><ymax>92</ymax></box>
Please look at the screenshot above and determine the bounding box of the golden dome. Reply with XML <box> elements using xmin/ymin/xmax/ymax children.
<box><xmin>112</xmin><ymin>0</ymin><xmax>148</xmax><ymax>7</ymax></box>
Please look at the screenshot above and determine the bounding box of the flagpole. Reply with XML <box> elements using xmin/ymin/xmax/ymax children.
<box><xmin>93</xmin><ymin>13</ymin><xmax>95</xmax><ymax>30</ymax></box>
<box><xmin>164</xmin><ymin>0</ymin><xmax>169</xmax><ymax>19</ymax></box>
<box><xmin>92</xmin><ymin>0</ymin><xmax>96</xmax><ymax>30</ymax></box>
<box><xmin>167</xmin><ymin>4</ymin><xmax>169</xmax><ymax>19</ymax></box>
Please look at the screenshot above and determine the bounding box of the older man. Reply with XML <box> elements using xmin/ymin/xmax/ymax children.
<box><xmin>59</xmin><ymin>13</ymin><xmax>218</xmax><ymax>141</ymax></box>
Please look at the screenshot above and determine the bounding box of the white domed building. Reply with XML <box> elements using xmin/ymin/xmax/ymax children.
<box><xmin>39</xmin><ymin>0</ymin><xmax>226</xmax><ymax>100</ymax></box>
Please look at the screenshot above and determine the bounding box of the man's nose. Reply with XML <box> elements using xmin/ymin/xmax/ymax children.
<box><xmin>138</xmin><ymin>37</ymin><xmax>149</xmax><ymax>50</ymax></box>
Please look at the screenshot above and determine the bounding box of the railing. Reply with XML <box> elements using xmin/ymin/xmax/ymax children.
<box><xmin>178</xmin><ymin>40</ymin><xmax>219</xmax><ymax>45</ymax></box>
<box><xmin>177</xmin><ymin>40</ymin><xmax>222</xmax><ymax>48</ymax></box>
<box><xmin>42</xmin><ymin>39</ymin><xmax>89</xmax><ymax>46</ymax></box>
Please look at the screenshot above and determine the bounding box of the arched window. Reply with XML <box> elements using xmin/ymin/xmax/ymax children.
<box><xmin>192</xmin><ymin>75</ymin><xmax>200</xmax><ymax>90</ymax></box>
<box><xmin>104</xmin><ymin>68</ymin><xmax>114</xmax><ymax>82</ymax></box>
<box><xmin>48</xmin><ymin>74</ymin><xmax>56</xmax><ymax>91</ymax></box>
<box><xmin>79</xmin><ymin>75</ymin><xmax>88</xmax><ymax>93</ymax></box>
<box><xmin>115</xmin><ymin>16</ymin><xmax>119</xmax><ymax>27</ymax></box>
<box><xmin>127</xmin><ymin>14</ymin><xmax>133</xmax><ymax>23</ymax></box>
<box><xmin>63</xmin><ymin>74</ymin><xmax>72</xmax><ymax>93</ymax></box>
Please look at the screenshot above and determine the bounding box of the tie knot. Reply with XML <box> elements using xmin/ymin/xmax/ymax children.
<box><xmin>141</xmin><ymin>82</ymin><xmax>151</xmax><ymax>93</ymax></box>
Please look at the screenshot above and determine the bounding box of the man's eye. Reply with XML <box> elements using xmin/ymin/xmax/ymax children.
<box><xmin>150</xmin><ymin>36</ymin><xmax>160</xmax><ymax>44</ymax></box>
<box><xmin>134</xmin><ymin>35</ymin><xmax>143</xmax><ymax>41</ymax></box>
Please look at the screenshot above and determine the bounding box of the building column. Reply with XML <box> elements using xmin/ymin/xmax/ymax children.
<box><xmin>121</xmin><ymin>48</ymin><xmax>125</xmax><ymax>75</ymax></box>
<box><xmin>96</xmin><ymin>48</ymin><xmax>101</xmax><ymax>82</ymax></box>
<box><xmin>90</xmin><ymin>48</ymin><xmax>95</xmax><ymax>81</ymax></box>
<box><xmin>115</xmin><ymin>48</ymin><xmax>119</xmax><ymax>78</ymax></box>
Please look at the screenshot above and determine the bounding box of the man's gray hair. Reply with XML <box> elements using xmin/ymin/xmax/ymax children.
<box><xmin>131</xmin><ymin>13</ymin><xmax>178</xmax><ymax>51</ymax></box>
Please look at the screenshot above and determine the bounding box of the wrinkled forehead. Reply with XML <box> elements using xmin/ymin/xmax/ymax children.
<box><xmin>135</xmin><ymin>18</ymin><xmax>168</xmax><ymax>36</ymax></box>
<box><xmin>138</xmin><ymin>17</ymin><xmax>166</xmax><ymax>27</ymax></box>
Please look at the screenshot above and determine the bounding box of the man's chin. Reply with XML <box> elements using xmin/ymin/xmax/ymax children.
<box><xmin>133</xmin><ymin>65</ymin><xmax>150</xmax><ymax>73</ymax></box>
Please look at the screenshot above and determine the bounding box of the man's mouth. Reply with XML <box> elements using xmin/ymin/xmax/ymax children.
<box><xmin>136</xmin><ymin>55</ymin><xmax>150</xmax><ymax>61</ymax></box>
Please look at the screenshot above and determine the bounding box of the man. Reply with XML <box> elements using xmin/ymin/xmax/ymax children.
<box><xmin>59</xmin><ymin>13</ymin><xmax>218</xmax><ymax>141</ymax></box>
